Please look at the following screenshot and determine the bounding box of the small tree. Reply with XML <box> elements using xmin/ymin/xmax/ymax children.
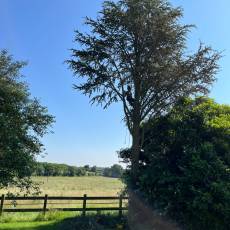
<box><xmin>68</xmin><ymin>0</ymin><xmax>220</xmax><ymax>180</ymax></box>
<box><xmin>103</xmin><ymin>164</ymin><xmax>124</xmax><ymax>178</ymax></box>
<box><xmin>110</xmin><ymin>164</ymin><xmax>124</xmax><ymax>178</ymax></box>
<box><xmin>0</xmin><ymin>50</ymin><xmax>54</xmax><ymax>193</ymax></box>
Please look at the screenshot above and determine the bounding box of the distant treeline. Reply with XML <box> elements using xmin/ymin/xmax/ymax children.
<box><xmin>33</xmin><ymin>162</ymin><xmax>124</xmax><ymax>178</ymax></box>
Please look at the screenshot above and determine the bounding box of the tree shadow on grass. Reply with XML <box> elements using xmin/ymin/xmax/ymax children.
<box><xmin>0</xmin><ymin>215</ymin><xmax>129</xmax><ymax>230</ymax></box>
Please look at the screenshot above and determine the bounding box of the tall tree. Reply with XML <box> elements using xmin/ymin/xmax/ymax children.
<box><xmin>0</xmin><ymin>50</ymin><xmax>54</xmax><ymax>193</ymax></box>
<box><xmin>67</xmin><ymin>0</ymin><xmax>220</xmax><ymax>181</ymax></box>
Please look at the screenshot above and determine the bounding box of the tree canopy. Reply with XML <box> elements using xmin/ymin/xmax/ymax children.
<box><xmin>120</xmin><ymin>97</ymin><xmax>230</xmax><ymax>229</ymax></box>
<box><xmin>103</xmin><ymin>164</ymin><xmax>124</xmax><ymax>178</ymax></box>
<box><xmin>68</xmin><ymin>0</ymin><xmax>221</xmax><ymax>178</ymax></box>
<box><xmin>34</xmin><ymin>162</ymin><xmax>124</xmax><ymax>178</ymax></box>
<box><xmin>0</xmin><ymin>50</ymin><xmax>54</xmax><ymax>193</ymax></box>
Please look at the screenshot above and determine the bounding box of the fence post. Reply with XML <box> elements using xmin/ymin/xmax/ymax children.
<box><xmin>0</xmin><ymin>194</ymin><xmax>5</xmax><ymax>216</ymax></box>
<box><xmin>43</xmin><ymin>194</ymin><xmax>48</xmax><ymax>215</ymax></box>
<box><xmin>82</xmin><ymin>194</ymin><xmax>87</xmax><ymax>216</ymax></box>
<box><xmin>119</xmin><ymin>195</ymin><xmax>123</xmax><ymax>217</ymax></box>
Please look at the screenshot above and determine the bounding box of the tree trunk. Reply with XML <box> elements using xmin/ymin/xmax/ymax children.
<box><xmin>128</xmin><ymin>191</ymin><xmax>181</xmax><ymax>230</ymax></box>
<box><xmin>128</xmin><ymin>120</ymin><xmax>142</xmax><ymax>229</ymax></box>
<box><xmin>131</xmin><ymin>118</ymin><xmax>141</xmax><ymax>183</ymax></box>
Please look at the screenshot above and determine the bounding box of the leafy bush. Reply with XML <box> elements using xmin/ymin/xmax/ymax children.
<box><xmin>120</xmin><ymin>97</ymin><xmax>230</xmax><ymax>229</ymax></box>
<box><xmin>58</xmin><ymin>214</ymin><xmax>129</xmax><ymax>230</ymax></box>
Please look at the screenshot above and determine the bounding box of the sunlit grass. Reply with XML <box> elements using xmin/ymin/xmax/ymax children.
<box><xmin>0</xmin><ymin>176</ymin><xmax>127</xmax><ymax>229</ymax></box>
<box><xmin>0</xmin><ymin>212</ymin><xmax>129</xmax><ymax>230</ymax></box>
<box><xmin>0</xmin><ymin>176</ymin><xmax>124</xmax><ymax>196</ymax></box>
<box><xmin>0</xmin><ymin>176</ymin><xmax>127</xmax><ymax>223</ymax></box>
<box><xmin>0</xmin><ymin>221</ymin><xmax>57</xmax><ymax>230</ymax></box>
<box><xmin>0</xmin><ymin>211</ymin><xmax>77</xmax><ymax>223</ymax></box>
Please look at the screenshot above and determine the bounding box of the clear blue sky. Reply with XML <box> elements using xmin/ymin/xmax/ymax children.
<box><xmin>0</xmin><ymin>0</ymin><xmax>230</xmax><ymax>167</ymax></box>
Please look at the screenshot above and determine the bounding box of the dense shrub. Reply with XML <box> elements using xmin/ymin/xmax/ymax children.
<box><xmin>120</xmin><ymin>97</ymin><xmax>230</xmax><ymax>229</ymax></box>
<box><xmin>58</xmin><ymin>214</ymin><xmax>129</xmax><ymax>230</ymax></box>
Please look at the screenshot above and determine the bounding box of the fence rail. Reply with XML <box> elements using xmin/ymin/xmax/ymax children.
<box><xmin>0</xmin><ymin>194</ymin><xmax>128</xmax><ymax>216</ymax></box>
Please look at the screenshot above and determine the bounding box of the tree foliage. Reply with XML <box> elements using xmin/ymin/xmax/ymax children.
<box><xmin>120</xmin><ymin>97</ymin><xmax>230</xmax><ymax>229</ymax></box>
<box><xmin>34</xmin><ymin>162</ymin><xmax>124</xmax><ymax>178</ymax></box>
<box><xmin>34</xmin><ymin>162</ymin><xmax>87</xmax><ymax>177</ymax></box>
<box><xmin>103</xmin><ymin>164</ymin><xmax>124</xmax><ymax>178</ymax></box>
<box><xmin>0</xmin><ymin>50</ymin><xmax>54</xmax><ymax>193</ymax></box>
<box><xmin>67</xmin><ymin>0</ymin><xmax>221</xmax><ymax>178</ymax></box>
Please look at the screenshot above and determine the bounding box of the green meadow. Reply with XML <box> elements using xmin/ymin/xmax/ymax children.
<box><xmin>0</xmin><ymin>177</ymin><xmax>126</xmax><ymax>230</ymax></box>
<box><xmin>0</xmin><ymin>176</ymin><xmax>124</xmax><ymax>197</ymax></box>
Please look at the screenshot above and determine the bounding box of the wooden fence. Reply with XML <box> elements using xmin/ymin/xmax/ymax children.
<box><xmin>0</xmin><ymin>194</ymin><xmax>128</xmax><ymax>217</ymax></box>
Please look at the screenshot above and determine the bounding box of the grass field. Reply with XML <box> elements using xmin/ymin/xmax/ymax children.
<box><xmin>0</xmin><ymin>213</ymin><xmax>128</xmax><ymax>230</ymax></box>
<box><xmin>0</xmin><ymin>176</ymin><xmax>126</xmax><ymax>230</ymax></box>
<box><xmin>0</xmin><ymin>221</ymin><xmax>57</xmax><ymax>230</ymax></box>
<box><xmin>0</xmin><ymin>210</ymin><xmax>128</xmax><ymax>230</ymax></box>
<box><xmin>0</xmin><ymin>176</ymin><xmax>124</xmax><ymax>196</ymax></box>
